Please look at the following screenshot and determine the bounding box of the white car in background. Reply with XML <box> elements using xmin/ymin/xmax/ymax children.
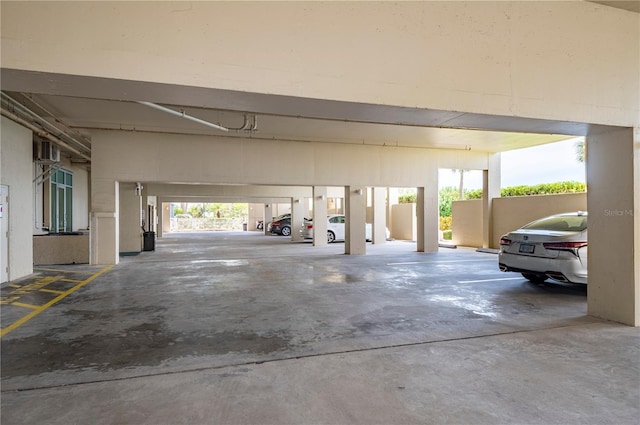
<box><xmin>301</xmin><ymin>214</ymin><xmax>373</xmax><ymax>243</ymax></box>
<box><xmin>498</xmin><ymin>212</ymin><xmax>588</xmax><ymax>284</ymax></box>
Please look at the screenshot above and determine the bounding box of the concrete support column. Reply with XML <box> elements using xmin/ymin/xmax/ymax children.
<box><xmin>90</xmin><ymin>179</ymin><xmax>119</xmax><ymax>265</ymax></box>
<box><xmin>372</xmin><ymin>187</ymin><xmax>387</xmax><ymax>244</ymax></box>
<box><xmin>587</xmin><ymin>126</ymin><xmax>639</xmax><ymax>326</ymax></box>
<box><xmin>119</xmin><ymin>182</ymin><xmax>143</xmax><ymax>254</ymax></box>
<box><xmin>482</xmin><ymin>153</ymin><xmax>501</xmax><ymax>248</ymax></box>
<box><xmin>313</xmin><ymin>186</ymin><xmax>328</xmax><ymax>246</ymax></box>
<box><xmin>291</xmin><ymin>197</ymin><xmax>305</xmax><ymax>241</ymax></box>
<box><xmin>345</xmin><ymin>185</ymin><xmax>367</xmax><ymax>255</ymax></box>
<box><xmin>416</xmin><ymin>183</ymin><xmax>439</xmax><ymax>253</ymax></box>
<box><xmin>263</xmin><ymin>203</ymin><xmax>273</xmax><ymax>235</ymax></box>
<box><xmin>160</xmin><ymin>202</ymin><xmax>171</xmax><ymax>237</ymax></box>
<box><xmin>387</xmin><ymin>187</ymin><xmax>398</xmax><ymax>239</ymax></box>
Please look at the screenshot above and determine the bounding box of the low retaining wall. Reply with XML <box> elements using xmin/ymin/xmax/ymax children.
<box><xmin>33</xmin><ymin>233</ymin><xmax>90</xmax><ymax>265</ymax></box>
<box><xmin>452</xmin><ymin>193</ymin><xmax>587</xmax><ymax>248</ymax></box>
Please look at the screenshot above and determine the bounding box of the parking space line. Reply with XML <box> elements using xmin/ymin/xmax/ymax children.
<box><xmin>39</xmin><ymin>288</ymin><xmax>66</xmax><ymax>295</ymax></box>
<box><xmin>33</xmin><ymin>268</ymin><xmax>93</xmax><ymax>274</ymax></box>
<box><xmin>60</xmin><ymin>278</ymin><xmax>83</xmax><ymax>283</ymax></box>
<box><xmin>0</xmin><ymin>265</ymin><xmax>113</xmax><ymax>338</ymax></box>
<box><xmin>11</xmin><ymin>302</ymin><xmax>40</xmax><ymax>310</ymax></box>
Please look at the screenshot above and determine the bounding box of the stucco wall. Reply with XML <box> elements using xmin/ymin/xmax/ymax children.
<box><xmin>452</xmin><ymin>200</ymin><xmax>484</xmax><ymax>248</ymax></box>
<box><xmin>0</xmin><ymin>117</ymin><xmax>33</xmax><ymax>280</ymax></box>
<box><xmin>2</xmin><ymin>2</ymin><xmax>637</xmax><ymax>127</ymax></box>
<box><xmin>452</xmin><ymin>193</ymin><xmax>588</xmax><ymax>248</ymax></box>
<box><xmin>391</xmin><ymin>203</ymin><xmax>416</xmax><ymax>241</ymax></box>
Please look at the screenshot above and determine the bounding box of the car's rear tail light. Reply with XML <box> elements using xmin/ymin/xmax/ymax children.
<box><xmin>499</xmin><ymin>237</ymin><xmax>512</xmax><ymax>246</ymax></box>
<box><xmin>543</xmin><ymin>242</ymin><xmax>587</xmax><ymax>250</ymax></box>
<box><xmin>272</xmin><ymin>221</ymin><xmax>280</xmax><ymax>226</ymax></box>
<box><xmin>307</xmin><ymin>225</ymin><xmax>313</xmax><ymax>229</ymax></box>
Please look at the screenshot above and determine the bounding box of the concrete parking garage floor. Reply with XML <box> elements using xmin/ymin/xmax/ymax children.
<box><xmin>1</xmin><ymin>232</ymin><xmax>639</xmax><ymax>424</ymax></box>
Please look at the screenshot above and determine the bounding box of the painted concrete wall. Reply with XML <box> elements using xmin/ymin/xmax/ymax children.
<box><xmin>452</xmin><ymin>200</ymin><xmax>484</xmax><ymax>248</ymax></box>
<box><xmin>586</xmin><ymin>127</ymin><xmax>638</xmax><ymax>325</ymax></box>
<box><xmin>391</xmin><ymin>203</ymin><xmax>417</xmax><ymax>241</ymax></box>
<box><xmin>452</xmin><ymin>193</ymin><xmax>588</xmax><ymax>248</ymax></box>
<box><xmin>90</xmin><ymin>131</ymin><xmax>490</xmax><ymax>188</ymax></box>
<box><xmin>0</xmin><ymin>117</ymin><xmax>33</xmax><ymax>281</ymax></box>
<box><xmin>2</xmin><ymin>2</ymin><xmax>637</xmax><ymax>127</ymax></box>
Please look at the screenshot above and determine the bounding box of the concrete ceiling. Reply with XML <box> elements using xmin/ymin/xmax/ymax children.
<box><xmin>1</xmin><ymin>69</ymin><xmax>584</xmax><ymax>161</ymax></box>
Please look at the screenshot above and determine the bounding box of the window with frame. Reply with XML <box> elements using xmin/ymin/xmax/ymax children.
<box><xmin>50</xmin><ymin>169</ymin><xmax>73</xmax><ymax>233</ymax></box>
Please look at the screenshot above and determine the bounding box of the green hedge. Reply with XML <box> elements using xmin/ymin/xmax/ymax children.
<box><xmin>466</xmin><ymin>181</ymin><xmax>585</xmax><ymax>200</ymax></box>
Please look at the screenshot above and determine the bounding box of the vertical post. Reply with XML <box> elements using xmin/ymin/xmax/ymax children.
<box><xmin>263</xmin><ymin>203</ymin><xmax>273</xmax><ymax>235</ymax></box>
<box><xmin>372</xmin><ymin>187</ymin><xmax>387</xmax><ymax>244</ymax></box>
<box><xmin>416</xmin><ymin>184</ymin><xmax>439</xmax><ymax>253</ymax></box>
<box><xmin>90</xmin><ymin>179</ymin><xmax>119</xmax><ymax>265</ymax></box>
<box><xmin>313</xmin><ymin>186</ymin><xmax>328</xmax><ymax>246</ymax></box>
<box><xmin>586</xmin><ymin>126</ymin><xmax>639</xmax><ymax>326</ymax></box>
<box><xmin>291</xmin><ymin>197</ymin><xmax>305</xmax><ymax>241</ymax></box>
<box><xmin>482</xmin><ymin>153</ymin><xmax>501</xmax><ymax>248</ymax></box>
<box><xmin>345</xmin><ymin>185</ymin><xmax>367</xmax><ymax>255</ymax></box>
<box><xmin>416</xmin><ymin>166</ymin><xmax>439</xmax><ymax>253</ymax></box>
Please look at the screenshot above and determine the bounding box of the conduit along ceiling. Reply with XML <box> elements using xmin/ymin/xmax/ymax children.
<box><xmin>0</xmin><ymin>69</ymin><xmax>581</xmax><ymax>164</ymax></box>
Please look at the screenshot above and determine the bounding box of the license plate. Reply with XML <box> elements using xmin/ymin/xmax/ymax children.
<box><xmin>519</xmin><ymin>243</ymin><xmax>535</xmax><ymax>254</ymax></box>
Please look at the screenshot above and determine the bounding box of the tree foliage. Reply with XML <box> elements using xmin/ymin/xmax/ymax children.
<box><xmin>438</xmin><ymin>186</ymin><xmax>460</xmax><ymax>217</ymax></box>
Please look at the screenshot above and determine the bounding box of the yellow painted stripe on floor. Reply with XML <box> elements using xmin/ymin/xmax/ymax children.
<box><xmin>0</xmin><ymin>265</ymin><xmax>113</xmax><ymax>338</ymax></box>
<box><xmin>33</xmin><ymin>268</ymin><xmax>96</xmax><ymax>274</ymax></box>
<box><xmin>60</xmin><ymin>278</ymin><xmax>83</xmax><ymax>283</ymax></box>
<box><xmin>11</xmin><ymin>302</ymin><xmax>40</xmax><ymax>310</ymax></box>
<box><xmin>8</xmin><ymin>284</ymin><xmax>21</xmax><ymax>288</ymax></box>
<box><xmin>39</xmin><ymin>288</ymin><xmax>66</xmax><ymax>295</ymax></box>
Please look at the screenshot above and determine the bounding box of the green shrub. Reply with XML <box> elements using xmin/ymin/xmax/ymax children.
<box><xmin>398</xmin><ymin>193</ymin><xmax>417</xmax><ymax>203</ymax></box>
<box><xmin>442</xmin><ymin>230</ymin><xmax>452</xmax><ymax>240</ymax></box>
<box><xmin>439</xmin><ymin>216</ymin><xmax>452</xmax><ymax>231</ymax></box>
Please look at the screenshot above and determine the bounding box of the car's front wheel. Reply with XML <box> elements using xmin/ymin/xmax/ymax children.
<box><xmin>327</xmin><ymin>231</ymin><xmax>335</xmax><ymax>243</ymax></box>
<box><xmin>522</xmin><ymin>273</ymin><xmax>547</xmax><ymax>283</ymax></box>
<box><xmin>281</xmin><ymin>226</ymin><xmax>291</xmax><ymax>236</ymax></box>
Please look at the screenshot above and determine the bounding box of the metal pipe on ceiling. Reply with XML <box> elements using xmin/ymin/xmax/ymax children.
<box><xmin>0</xmin><ymin>108</ymin><xmax>92</xmax><ymax>161</ymax></box>
<box><xmin>137</xmin><ymin>101</ymin><xmax>229</xmax><ymax>132</ymax></box>
<box><xmin>19</xmin><ymin>93</ymin><xmax>92</xmax><ymax>151</ymax></box>
<box><xmin>1</xmin><ymin>92</ymin><xmax>92</xmax><ymax>157</ymax></box>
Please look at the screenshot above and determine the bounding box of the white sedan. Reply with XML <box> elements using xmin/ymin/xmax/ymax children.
<box><xmin>498</xmin><ymin>212</ymin><xmax>588</xmax><ymax>284</ymax></box>
<box><xmin>301</xmin><ymin>214</ymin><xmax>373</xmax><ymax>243</ymax></box>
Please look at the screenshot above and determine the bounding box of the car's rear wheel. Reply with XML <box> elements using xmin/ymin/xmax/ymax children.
<box><xmin>327</xmin><ymin>231</ymin><xmax>335</xmax><ymax>243</ymax></box>
<box><xmin>522</xmin><ymin>273</ymin><xmax>547</xmax><ymax>283</ymax></box>
<box><xmin>281</xmin><ymin>226</ymin><xmax>291</xmax><ymax>236</ymax></box>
